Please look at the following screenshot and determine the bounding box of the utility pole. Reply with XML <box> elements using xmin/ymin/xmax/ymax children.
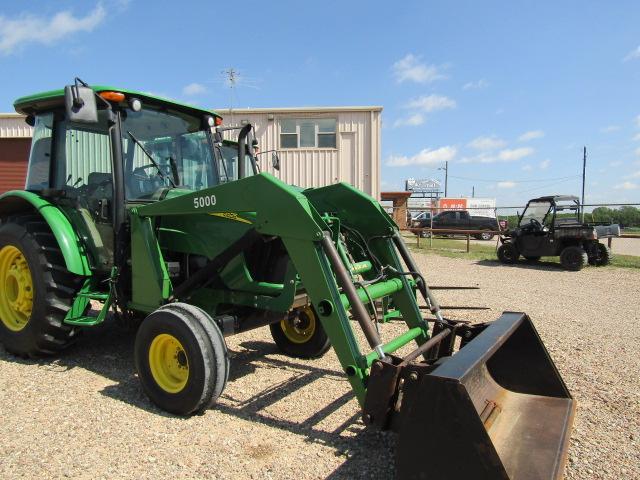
<box><xmin>223</xmin><ymin>68</ymin><xmax>237</xmax><ymax>123</ymax></box>
<box><xmin>472</xmin><ymin>185</ymin><xmax>475</xmax><ymax>198</ymax></box>
<box><xmin>439</xmin><ymin>161</ymin><xmax>449</xmax><ymax>197</ymax></box>
<box><xmin>581</xmin><ymin>146</ymin><xmax>586</xmax><ymax>222</ymax></box>
<box><xmin>445</xmin><ymin>160</ymin><xmax>448</xmax><ymax>197</ymax></box>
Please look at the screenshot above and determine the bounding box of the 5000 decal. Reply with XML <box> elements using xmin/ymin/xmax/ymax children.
<box><xmin>193</xmin><ymin>194</ymin><xmax>217</xmax><ymax>209</ymax></box>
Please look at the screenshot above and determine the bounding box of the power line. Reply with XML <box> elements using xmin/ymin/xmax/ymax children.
<box><xmin>448</xmin><ymin>174</ymin><xmax>581</xmax><ymax>184</ymax></box>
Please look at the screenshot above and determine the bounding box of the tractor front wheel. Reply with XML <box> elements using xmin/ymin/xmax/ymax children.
<box><xmin>270</xmin><ymin>306</ymin><xmax>330</xmax><ymax>359</ymax></box>
<box><xmin>0</xmin><ymin>217</ymin><xmax>82</xmax><ymax>357</ymax></box>
<box><xmin>135</xmin><ymin>303</ymin><xmax>229</xmax><ymax>416</ymax></box>
<box><xmin>560</xmin><ymin>246</ymin><xmax>588</xmax><ymax>271</ymax></box>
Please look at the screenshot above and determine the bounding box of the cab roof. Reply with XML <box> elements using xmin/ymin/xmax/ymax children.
<box><xmin>13</xmin><ymin>85</ymin><xmax>221</xmax><ymax>120</ymax></box>
<box><xmin>529</xmin><ymin>195</ymin><xmax>579</xmax><ymax>203</ymax></box>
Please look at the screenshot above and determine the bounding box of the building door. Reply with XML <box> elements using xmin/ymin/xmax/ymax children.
<box><xmin>0</xmin><ymin>139</ymin><xmax>30</xmax><ymax>193</ymax></box>
<box><xmin>340</xmin><ymin>132</ymin><xmax>356</xmax><ymax>187</ymax></box>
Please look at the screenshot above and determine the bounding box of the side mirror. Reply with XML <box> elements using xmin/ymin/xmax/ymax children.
<box><xmin>64</xmin><ymin>85</ymin><xmax>98</xmax><ymax>123</ymax></box>
<box><xmin>271</xmin><ymin>152</ymin><xmax>281</xmax><ymax>171</ymax></box>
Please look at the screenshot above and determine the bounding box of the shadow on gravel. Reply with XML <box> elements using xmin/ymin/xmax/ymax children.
<box><xmin>475</xmin><ymin>259</ymin><xmax>564</xmax><ymax>271</ymax></box>
<box><xmin>0</xmin><ymin>325</ymin><xmax>396</xmax><ymax>478</ymax></box>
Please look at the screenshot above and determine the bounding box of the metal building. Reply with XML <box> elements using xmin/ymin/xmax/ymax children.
<box><xmin>216</xmin><ymin>106</ymin><xmax>382</xmax><ymax>199</ymax></box>
<box><xmin>0</xmin><ymin>106</ymin><xmax>382</xmax><ymax>198</ymax></box>
<box><xmin>0</xmin><ymin>114</ymin><xmax>33</xmax><ymax>193</ymax></box>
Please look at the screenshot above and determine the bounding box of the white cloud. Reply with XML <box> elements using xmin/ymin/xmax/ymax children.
<box><xmin>386</xmin><ymin>146</ymin><xmax>457</xmax><ymax>167</ymax></box>
<box><xmin>635</xmin><ymin>115</ymin><xmax>640</xmax><ymax>128</ymax></box>
<box><xmin>392</xmin><ymin>54</ymin><xmax>447</xmax><ymax>84</ymax></box>
<box><xmin>635</xmin><ymin>147</ymin><xmax>640</xmax><ymax>157</ymax></box>
<box><xmin>626</xmin><ymin>171</ymin><xmax>640</xmax><ymax>179</ymax></box>
<box><xmin>460</xmin><ymin>147</ymin><xmax>533</xmax><ymax>164</ymax></box>
<box><xmin>518</xmin><ymin>130</ymin><xmax>545</xmax><ymax>142</ymax></box>
<box><xmin>468</xmin><ymin>135</ymin><xmax>506</xmax><ymax>151</ymax></box>
<box><xmin>624</xmin><ymin>45</ymin><xmax>640</xmax><ymax>62</ymax></box>
<box><xmin>498</xmin><ymin>147</ymin><xmax>534</xmax><ymax>161</ymax></box>
<box><xmin>522</xmin><ymin>164</ymin><xmax>533</xmax><ymax>172</ymax></box>
<box><xmin>614</xmin><ymin>181</ymin><xmax>638</xmax><ymax>190</ymax></box>
<box><xmin>182</xmin><ymin>82</ymin><xmax>207</xmax><ymax>96</ymax></box>
<box><xmin>632</xmin><ymin>132</ymin><xmax>640</xmax><ymax>141</ymax></box>
<box><xmin>540</xmin><ymin>159</ymin><xmax>551</xmax><ymax>169</ymax></box>
<box><xmin>497</xmin><ymin>181</ymin><xmax>517</xmax><ymax>189</ymax></box>
<box><xmin>462</xmin><ymin>79</ymin><xmax>488</xmax><ymax>90</ymax></box>
<box><xmin>393</xmin><ymin>113</ymin><xmax>425</xmax><ymax>128</ymax></box>
<box><xmin>406</xmin><ymin>94</ymin><xmax>456</xmax><ymax>112</ymax></box>
<box><xmin>0</xmin><ymin>5</ymin><xmax>106</xmax><ymax>55</ymax></box>
<box><xmin>600</xmin><ymin>125</ymin><xmax>621</xmax><ymax>133</ymax></box>
<box><xmin>609</xmin><ymin>161</ymin><xmax>622</xmax><ymax>167</ymax></box>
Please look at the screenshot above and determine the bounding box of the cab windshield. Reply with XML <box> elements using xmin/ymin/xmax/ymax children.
<box><xmin>120</xmin><ymin>107</ymin><xmax>218</xmax><ymax>200</ymax></box>
<box><xmin>520</xmin><ymin>200</ymin><xmax>552</xmax><ymax>225</ymax></box>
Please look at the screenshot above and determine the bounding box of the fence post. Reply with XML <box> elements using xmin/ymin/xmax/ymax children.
<box><xmin>608</xmin><ymin>236</ymin><xmax>612</xmax><ymax>248</ymax></box>
<box><xmin>466</xmin><ymin>234</ymin><xmax>470</xmax><ymax>253</ymax></box>
<box><xmin>417</xmin><ymin>231</ymin><xmax>421</xmax><ymax>247</ymax></box>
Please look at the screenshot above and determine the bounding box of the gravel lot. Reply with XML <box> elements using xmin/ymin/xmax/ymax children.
<box><xmin>0</xmin><ymin>253</ymin><xmax>638</xmax><ymax>479</ymax></box>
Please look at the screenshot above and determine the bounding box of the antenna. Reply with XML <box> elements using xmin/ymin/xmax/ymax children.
<box><xmin>222</xmin><ymin>68</ymin><xmax>237</xmax><ymax>124</ymax></box>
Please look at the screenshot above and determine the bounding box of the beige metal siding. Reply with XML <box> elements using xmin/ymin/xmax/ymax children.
<box><xmin>218</xmin><ymin>108</ymin><xmax>381</xmax><ymax>199</ymax></box>
<box><xmin>0</xmin><ymin>114</ymin><xmax>32</xmax><ymax>138</ymax></box>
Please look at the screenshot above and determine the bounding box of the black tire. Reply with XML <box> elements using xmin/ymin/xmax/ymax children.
<box><xmin>589</xmin><ymin>243</ymin><xmax>612</xmax><ymax>267</ymax></box>
<box><xmin>0</xmin><ymin>216</ymin><xmax>83</xmax><ymax>357</ymax></box>
<box><xmin>560</xmin><ymin>246</ymin><xmax>588</xmax><ymax>271</ymax></box>
<box><xmin>134</xmin><ymin>302</ymin><xmax>229</xmax><ymax>416</ymax></box>
<box><xmin>270</xmin><ymin>306</ymin><xmax>330</xmax><ymax>359</ymax></box>
<box><xmin>477</xmin><ymin>232</ymin><xmax>495</xmax><ymax>241</ymax></box>
<box><xmin>524</xmin><ymin>256</ymin><xmax>541</xmax><ymax>262</ymax></box>
<box><xmin>497</xmin><ymin>243</ymin><xmax>519</xmax><ymax>264</ymax></box>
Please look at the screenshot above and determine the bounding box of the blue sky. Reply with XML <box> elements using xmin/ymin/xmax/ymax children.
<box><xmin>1</xmin><ymin>0</ymin><xmax>639</xmax><ymax>207</ymax></box>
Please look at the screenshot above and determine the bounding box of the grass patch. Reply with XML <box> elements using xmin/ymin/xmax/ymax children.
<box><xmin>404</xmin><ymin>234</ymin><xmax>640</xmax><ymax>269</ymax></box>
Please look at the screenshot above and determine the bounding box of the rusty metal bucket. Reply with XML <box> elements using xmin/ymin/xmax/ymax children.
<box><xmin>366</xmin><ymin>312</ymin><xmax>575</xmax><ymax>480</ymax></box>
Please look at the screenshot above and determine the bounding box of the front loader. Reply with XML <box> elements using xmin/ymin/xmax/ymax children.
<box><xmin>0</xmin><ymin>80</ymin><xmax>575</xmax><ymax>479</ymax></box>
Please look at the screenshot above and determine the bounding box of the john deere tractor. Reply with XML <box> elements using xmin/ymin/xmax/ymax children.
<box><xmin>0</xmin><ymin>79</ymin><xmax>576</xmax><ymax>479</ymax></box>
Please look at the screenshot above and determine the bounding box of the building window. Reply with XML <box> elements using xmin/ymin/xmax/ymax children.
<box><xmin>280</xmin><ymin>118</ymin><xmax>336</xmax><ymax>149</ymax></box>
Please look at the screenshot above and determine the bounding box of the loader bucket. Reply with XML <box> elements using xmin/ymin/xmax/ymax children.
<box><xmin>394</xmin><ymin>312</ymin><xmax>575</xmax><ymax>480</ymax></box>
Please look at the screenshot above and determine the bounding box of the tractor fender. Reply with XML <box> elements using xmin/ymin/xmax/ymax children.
<box><xmin>0</xmin><ymin>190</ymin><xmax>91</xmax><ymax>276</ymax></box>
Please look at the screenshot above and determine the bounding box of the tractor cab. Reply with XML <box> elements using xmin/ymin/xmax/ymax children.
<box><xmin>13</xmin><ymin>81</ymin><xmax>260</xmax><ymax>271</ymax></box>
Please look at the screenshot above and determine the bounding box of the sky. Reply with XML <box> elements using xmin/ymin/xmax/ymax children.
<box><xmin>0</xmin><ymin>0</ymin><xmax>639</xmax><ymax>207</ymax></box>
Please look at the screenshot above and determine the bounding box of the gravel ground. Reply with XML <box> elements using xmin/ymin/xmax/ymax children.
<box><xmin>0</xmin><ymin>253</ymin><xmax>638</xmax><ymax>479</ymax></box>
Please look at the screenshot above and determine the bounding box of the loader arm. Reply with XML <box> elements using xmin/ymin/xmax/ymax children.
<box><xmin>135</xmin><ymin>173</ymin><xmax>434</xmax><ymax>402</ymax></box>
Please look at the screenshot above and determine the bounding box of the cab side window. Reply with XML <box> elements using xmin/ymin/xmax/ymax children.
<box><xmin>25</xmin><ymin>113</ymin><xmax>54</xmax><ymax>190</ymax></box>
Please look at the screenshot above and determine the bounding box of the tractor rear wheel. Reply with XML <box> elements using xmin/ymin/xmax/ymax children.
<box><xmin>0</xmin><ymin>216</ymin><xmax>82</xmax><ymax>357</ymax></box>
<box><xmin>588</xmin><ymin>243</ymin><xmax>612</xmax><ymax>267</ymax></box>
<box><xmin>270</xmin><ymin>305</ymin><xmax>330</xmax><ymax>359</ymax></box>
<box><xmin>560</xmin><ymin>246</ymin><xmax>588</xmax><ymax>271</ymax></box>
<box><xmin>497</xmin><ymin>243</ymin><xmax>519</xmax><ymax>264</ymax></box>
<box><xmin>134</xmin><ymin>303</ymin><xmax>229</xmax><ymax>416</ymax></box>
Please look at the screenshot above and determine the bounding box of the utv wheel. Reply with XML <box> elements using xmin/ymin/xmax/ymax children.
<box><xmin>0</xmin><ymin>217</ymin><xmax>82</xmax><ymax>357</ymax></box>
<box><xmin>524</xmin><ymin>256</ymin><xmax>541</xmax><ymax>262</ymax></box>
<box><xmin>589</xmin><ymin>243</ymin><xmax>612</xmax><ymax>267</ymax></box>
<box><xmin>270</xmin><ymin>305</ymin><xmax>330</xmax><ymax>359</ymax></box>
<box><xmin>135</xmin><ymin>303</ymin><xmax>229</xmax><ymax>416</ymax></box>
<box><xmin>560</xmin><ymin>246</ymin><xmax>588</xmax><ymax>271</ymax></box>
<box><xmin>497</xmin><ymin>243</ymin><xmax>519</xmax><ymax>264</ymax></box>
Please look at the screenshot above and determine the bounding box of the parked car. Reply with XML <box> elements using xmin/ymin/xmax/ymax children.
<box><xmin>411</xmin><ymin>210</ymin><xmax>500</xmax><ymax>240</ymax></box>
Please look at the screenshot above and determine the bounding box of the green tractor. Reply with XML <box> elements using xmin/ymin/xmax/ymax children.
<box><xmin>0</xmin><ymin>79</ymin><xmax>575</xmax><ymax>479</ymax></box>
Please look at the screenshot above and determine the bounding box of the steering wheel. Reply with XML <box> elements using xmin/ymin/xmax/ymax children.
<box><xmin>130</xmin><ymin>164</ymin><xmax>169</xmax><ymax>198</ymax></box>
<box><xmin>528</xmin><ymin>218</ymin><xmax>543</xmax><ymax>231</ymax></box>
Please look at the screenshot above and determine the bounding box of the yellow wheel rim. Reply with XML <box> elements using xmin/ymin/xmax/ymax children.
<box><xmin>148</xmin><ymin>333</ymin><xmax>189</xmax><ymax>393</ymax></box>
<box><xmin>0</xmin><ymin>245</ymin><xmax>34</xmax><ymax>332</ymax></box>
<box><xmin>280</xmin><ymin>306</ymin><xmax>316</xmax><ymax>344</ymax></box>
